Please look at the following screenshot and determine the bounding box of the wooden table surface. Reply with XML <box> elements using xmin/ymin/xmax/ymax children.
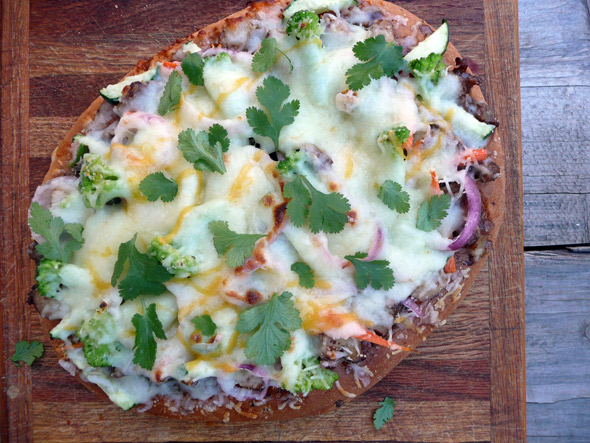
<box><xmin>520</xmin><ymin>0</ymin><xmax>590</xmax><ymax>440</ymax></box>
<box><xmin>0</xmin><ymin>0</ymin><xmax>524</xmax><ymax>441</ymax></box>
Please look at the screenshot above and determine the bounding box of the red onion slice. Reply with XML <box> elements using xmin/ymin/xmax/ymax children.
<box><xmin>365</xmin><ymin>225</ymin><xmax>384</xmax><ymax>261</ymax></box>
<box><xmin>401</xmin><ymin>297</ymin><xmax>423</xmax><ymax>318</ymax></box>
<box><xmin>448</xmin><ymin>175</ymin><xmax>482</xmax><ymax>251</ymax></box>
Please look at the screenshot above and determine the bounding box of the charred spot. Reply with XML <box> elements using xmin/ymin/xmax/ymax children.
<box><xmin>99</xmin><ymin>301</ymin><xmax>107</xmax><ymax>310</ymax></box>
<box><xmin>191</xmin><ymin>332</ymin><xmax>203</xmax><ymax>344</ymax></box>
<box><xmin>106</xmin><ymin>197</ymin><xmax>122</xmax><ymax>206</ymax></box>
<box><xmin>155</xmin><ymin>370</ymin><xmax>164</xmax><ymax>382</ymax></box>
<box><xmin>246</xmin><ymin>289</ymin><xmax>263</xmax><ymax>305</ymax></box>
<box><xmin>335</xmin><ymin>399</ymin><xmax>345</xmax><ymax>408</ymax></box>
<box><xmin>248</xmin><ymin>137</ymin><xmax>261</xmax><ymax>149</ymax></box>
<box><xmin>347</xmin><ymin>210</ymin><xmax>357</xmax><ymax>225</ymax></box>
<box><xmin>273</xmin><ymin>201</ymin><xmax>288</xmax><ymax>227</ymax></box>
<box><xmin>262</xmin><ymin>194</ymin><xmax>275</xmax><ymax>207</ymax></box>
<box><xmin>328</xmin><ymin>182</ymin><xmax>340</xmax><ymax>192</ymax></box>
<box><xmin>402</xmin><ymin>148</ymin><xmax>408</xmax><ymax>157</ymax></box>
<box><xmin>27</xmin><ymin>285</ymin><xmax>38</xmax><ymax>305</ymax></box>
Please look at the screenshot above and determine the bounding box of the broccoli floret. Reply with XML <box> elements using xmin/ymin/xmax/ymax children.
<box><xmin>277</xmin><ymin>150</ymin><xmax>308</xmax><ymax>177</ymax></box>
<box><xmin>36</xmin><ymin>259</ymin><xmax>64</xmax><ymax>298</ymax></box>
<box><xmin>409</xmin><ymin>52</ymin><xmax>446</xmax><ymax>84</ymax></box>
<box><xmin>286</xmin><ymin>11</ymin><xmax>322</xmax><ymax>40</ymax></box>
<box><xmin>77</xmin><ymin>310</ymin><xmax>127</xmax><ymax>368</ymax></box>
<box><xmin>79</xmin><ymin>153</ymin><xmax>126</xmax><ymax>209</ymax></box>
<box><xmin>148</xmin><ymin>237</ymin><xmax>198</xmax><ymax>278</ymax></box>
<box><xmin>377</xmin><ymin>125</ymin><xmax>411</xmax><ymax>156</ymax></box>
<box><xmin>292</xmin><ymin>357</ymin><xmax>338</xmax><ymax>395</ymax></box>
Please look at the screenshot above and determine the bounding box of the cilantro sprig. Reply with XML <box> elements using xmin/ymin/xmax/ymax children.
<box><xmin>283</xmin><ymin>175</ymin><xmax>351</xmax><ymax>234</ymax></box>
<box><xmin>416</xmin><ymin>194</ymin><xmax>451</xmax><ymax>232</ymax></box>
<box><xmin>346</xmin><ymin>35</ymin><xmax>405</xmax><ymax>91</ymax></box>
<box><xmin>378</xmin><ymin>180</ymin><xmax>410</xmax><ymax>214</ymax></box>
<box><xmin>251</xmin><ymin>38</ymin><xmax>293</xmax><ymax>73</ymax></box>
<box><xmin>157</xmin><ymin>71</ymin><xmax>182</xmax><ymax>116</ymax></box>
<box><xmin>139</xmin><ymin>172</ymin><xmax>178</xmax><ymax>203</ymax></box>
<box><xmin>373</xmin><ymin>396</ymin><xmax>395</xmax><ymax>430</ymax></box>
<box><xmin>236</xmin><ymin>291</ymin><xmax>302</xmax><ymax>366</ymax></box>
<box><xmin>246</xmin><ymin>76</ymin><xmax>300</xmax><ymax>150</ymax></box>
<box><xmin>132</xmin><ymin>299</ymin><xmax>166</xmax><ymax>370</ymax></box>
<box><xmin>28</xmin><ymin>202</ymin><xmax>84</xmax><ymax>262</ymax></box>
<box><xmin>192</xmin><ymin>314</ymin><xmax>217</xmax><ymax>336</ymax></box>
<box><xmin>177</xmin><ymin>124</ymin><xmax>228</xmax><ymax>174</ymax></box>
<box><xmin>208</xmin><ymin>221</ymin><xmax>266</xmax><ymax>269</ymax></box>
<box><xmin>291</xmin><ymin>262</ymin><xmax>315</xmax><ymax>288</ymax></box>
<box><xmin>181</xmin><ymin>52</ymin><xmax>205</xmax><ymax>86</ymax></box>
<box><xmin>11</xmin><ymin>340</ymin><xmax>44</xmax><ymax>367</ymax></box>
<box><xmin>345</xmin><ymin>252</ymin><xmax>395</xmax><ymax>290</ymax></box>
<box><xmin>111</xmin><ymin>234</ymin><xmax>173</xmax><ymax>300</ymax></box>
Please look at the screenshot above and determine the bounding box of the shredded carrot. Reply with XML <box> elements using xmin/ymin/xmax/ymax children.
<box><xmin>460</xmin><ymin>148</ymin><xmax>487</xmax><ymax>166</ymax></box>
<box><xmin>444</xmin><ymin>255</ymin><xmax>456</xmax><ymax>273</ymax></box>
<box><xmin>163</xmin><ymin>61</ymin><xmax>180</xmax><ymax>69</ymax></box>
<box><xmin>70</xmin><ymin>342</ymin><xmax>84</xmax><ymax>349</ymax></box>
<box><xmin>354</xmin><ymin>329</ymin><xmax>414</xmax><ymax>352</ymax></box>
<box><xmin>430</xmin><ymin>169</ymin><xmax>442</xmax><ymax>195</ymax></box>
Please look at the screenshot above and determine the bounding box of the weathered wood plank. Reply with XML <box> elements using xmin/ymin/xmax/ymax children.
<box><xmin>0</xmin><ymin>0</ymin><xmax>33</xmax><ymax>441</ymax></box>
<box><xmin>519</xmin><ymin>0</ymin><xmax>590</xmax><ymax>87</ymax></box>
<box><xmin>527</xmin><ymin>399</ymin><xmax>590</xmax><ymax>442</ymax></box>
<box><xmin>524</xmin><ymin>194</ymin><xmax>590</xmax><ymax>247</ymax></box>
<box><xmin>525</xmin><ymin>249</ymin><xmax>590</xmax><ymax>404</ymax></box>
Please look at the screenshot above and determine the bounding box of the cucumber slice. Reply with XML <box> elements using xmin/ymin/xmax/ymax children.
<box><xmin>404</xmin><ymin>21</ymin><xmax>449</xmax><ymax>62</ymax></box>
<box><xmin>73</xmin><ymin>134</ymin><xmax>110</xmax><ymax>156</ymax></box>
<box><xmin>446</xmin><ymin>105</ymin><xmax>495</xmax><ymax>148</ymax></box>
<box><xmin>283</xmin><ymin>0</ymin><xmax>357</xmax><ymax>21</ymax></box>
<box><xmin>99</xmin><ymin>67</ymin><xmax>158</xmax><ymax>105</ymax></box>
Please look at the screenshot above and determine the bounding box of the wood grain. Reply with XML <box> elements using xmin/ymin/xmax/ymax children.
<box><xmin>0</xmin><ymin>0</ymin><xmax>33</xmax><ymax>442</ymax></box>
<box><xmin>0</xmin><ymin>0</ymin><xmax>523</xmax><ymax>440</ymax></box>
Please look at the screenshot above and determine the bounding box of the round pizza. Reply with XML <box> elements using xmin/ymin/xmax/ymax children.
<box><xmin>28</xmin><ymin>0</ymin><xmax>503</xmax><ymax>421</ymax></box>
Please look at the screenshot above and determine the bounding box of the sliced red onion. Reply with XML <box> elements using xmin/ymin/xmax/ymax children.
<box><xmin>217</xmin><ymin>377</ymin><xmax>269</xmax><ymax>401</ymax></box>
<box><xmin>365</xmin><ymin>225</ymin><xmax>384</xmax><ymax>261</ymax></box>
<box><xmin>448</xmin><ymin>175</ymin><xmax>482</xmax><ymax>251</ymax></box>
<box><xmin>237</xmin><ymin>363</ymin><xmax>267</xmax><ymax>378</ymax></box>
<box><xmin>401</xmin><ymin>297</ymin><xmax>424</xmax><ymax>318</ymax></box>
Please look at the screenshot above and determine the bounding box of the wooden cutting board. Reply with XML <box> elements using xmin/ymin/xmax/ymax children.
<box><xmin>0</xmin><ymin>0</ymin><xmax>524</xmax><ymax>441</ymax></box>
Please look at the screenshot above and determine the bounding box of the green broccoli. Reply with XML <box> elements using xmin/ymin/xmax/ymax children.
<box><xmin>286</xmin><ymin>11</ymin><xmax>322</xmax><ymax>40</ymax></box>
<box><xmin>277</xmin><ymin>150</ymin><xmax>308</xmax><ymax>177</ymax></box>
<box><xmin>36</xmin><ymin>259</ymin><xmax>64</xmax><ymax>298</ymax></box>
<box><xmin>148</xmin><ymin>237</ymin><xmax>198</xmax><ymax>278</ymax></box>
<box><xmin>79</xmin><ymin>153</ymin><xmax>127</xmax><ymax>209</ymax></box>
<box><xmin>409</xmin><ymin>52</ymin><xmax>446</xmax><ymax>84</ymax></box>
<box><xmin>377</xmin><ymin>125</ymin><xmax>411</xmax><ymax>156</ymax></box>
<box><xmin>77</xmin><ymin>310</ymin><xmax>128</xmax><ymax>368</ymax></box>
<box><xmin>292</xmin><ymin>357</ymin><xmax>338</xmax><ymax>394</ymax></box>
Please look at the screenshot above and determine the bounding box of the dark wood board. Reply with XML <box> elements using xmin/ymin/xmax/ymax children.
<box><xmin>0</xmin><ymin>0</ymin><xmax>524</xmax><ymax>441</ymax></box>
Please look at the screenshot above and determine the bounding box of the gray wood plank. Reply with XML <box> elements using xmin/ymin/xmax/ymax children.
<box><xmin>524</xmin><ymin>194</ymin><xmax>590</xmax><ymax>247</ymax></box>
<box><xmin>519</xmin><ymin>0</ymin><xmax>590</xmax><ymax>87</ymax></box>
<box><xmin>525</xmin><ymin>250</ymin><xmax>590</xmax><ymax>439</ymax></box>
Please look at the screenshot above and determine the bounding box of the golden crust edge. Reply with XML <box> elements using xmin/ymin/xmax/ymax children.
<box><xmin>35</xmin><ymin>0</ymin><xmax>505</xmax><ymax>422</ymax></box>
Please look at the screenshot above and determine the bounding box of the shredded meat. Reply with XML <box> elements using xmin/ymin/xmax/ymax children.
<box><xmin>452</xmin><ymin>58</ymin><xmax>499</xmax><ymax>126</ymax></box>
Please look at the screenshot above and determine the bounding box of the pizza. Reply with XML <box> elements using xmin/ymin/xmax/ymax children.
<box><xmin>28</xmin><ymin>0</ymin><xmax>503</xmax><ymax>422</ymax></box>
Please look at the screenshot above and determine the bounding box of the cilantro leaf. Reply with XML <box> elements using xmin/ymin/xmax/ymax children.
<box><xmin>373</xmin><ymin>396</ymin><xmax>395</xmax><ymax>430</ymax></box>
<box><xmin>346</xmin><ymin>35</ymin><xmax>405</xmax><ymax>91</ymax></box>
<box><xmin>68</xmin><ymin>141</ymin><xmax>89</xmax><ymax>168</ymax></box>
<box><xmin>409</xmin><ymin>52</ymin><xmax>446</xmax><ymax>84</ymax></box>
<box><xmin>378</xmin><ymin>180</ymin><xmax>410</xmax><ymax>213</ymax></box>
<box><xmin>132</xmin><ymin>300</ymin><xmax>166</xmax><ymax>370</ymax></box>
<box><xmin>157</xmin><ymin>71</ymin><xmax>182</xmax><ymax>116</ymax></box>
<box><xmin>246</xmin><ymin>76</ymin><xmax>300</xmax><ymax>150</ymax></box>
<box><xmin>11</xmin><ymin>340</ymin><xmax>44</xmax><ymax>367</ymax></box>
<box><xmin>208</xmin><ymin>221</ymin><xmax>266</xmax><ymax>268</ymax></box>
<box><xmin>236</xmin><ymin>291</ymin><xmax>302</xmax><ymax>366</ymax></box>
<box><xmin>178</xmin><ymin>127</ymin><xmax>226</xmax><ymax>174</ymax></box>
<box><xmin>207</xmin><ymin>123</ymin><xmax>230</xmax><ymax>152</ymax></box>
<box><xmin>111</xmin><ymin>234</ymin><xmax>173</xmax><ymax>300</ymax></box>
<box><xmin>416</xmin><ymin>194</ymin><xmax>451</xmax><ymax>232</ymax></box>
<box><xmin>181</xmin><ymin>52</ymin><xmax>205</xmax><ymax>86</ymax></box>
<box><xmin>139</xmin><ymin>172</ymin><xmax>178</xmax><ymax>203</ymax></box>
<box><xmin>191</xmin><ymin>314</ymin><xmax>217</xmax><ymax>336</ymax></box>
<box><xmin>29</xmin><ymin>202</ymin><xmax>84</xmax><ymax>262</ymax></box>
<box><xmin>291</xmin><ymin>262</ymin><xmax>315</xmax><ymax>288</ymax></box>
<box><xmin>283</xmin><ymin>175</ymin><xmax>350</xmax><ymax>234</ymax></box>
<box><xmin>345</xmin><ymin>252</ymin><xmax>395</xmax><ymax>290</ymax></box>
<box><xmin>251</xmin><ymin>38</ymin><xmax>293</xmax><ymax>73</ymax></box>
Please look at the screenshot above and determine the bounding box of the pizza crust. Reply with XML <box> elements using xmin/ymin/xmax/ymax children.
<box><xmin>35</xmin><ymin>0</ymin><xmax>505</xmax><ymax>421</ymax></box>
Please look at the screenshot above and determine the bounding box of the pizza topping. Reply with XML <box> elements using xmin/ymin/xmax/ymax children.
<box><xmin>29</xmin><ymin>0</ymin><xmax>499</xmax><ymax>411</ymax></box>
<box><xmin>373</xmin><ymin>396</ymin><xmax>395</xmax><ymax>430</ymax></box>
<box><xmin>11</xmin><ymin>340</ymin><xmax>44</xmax><ymax>367</ymax></box>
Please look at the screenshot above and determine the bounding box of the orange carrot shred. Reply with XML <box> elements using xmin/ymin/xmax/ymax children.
<box><xmin>430</xmin><ymin>169</ymin><xmax>442</xmax><ymax>195</ymax></box>
<box><xmin>163</xmin><ymin>61</ymin><xmax>180</xmax><ymax>69</ymax></box>
<box><xmin>354</xmin><ymin>330</ymin><xmax>414</xmax><ymax>352</ymax></box>
<box><xmin>444</xmin><ymin>255</ymin><xmax>456</xmax><ymax>273</ymax></box>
